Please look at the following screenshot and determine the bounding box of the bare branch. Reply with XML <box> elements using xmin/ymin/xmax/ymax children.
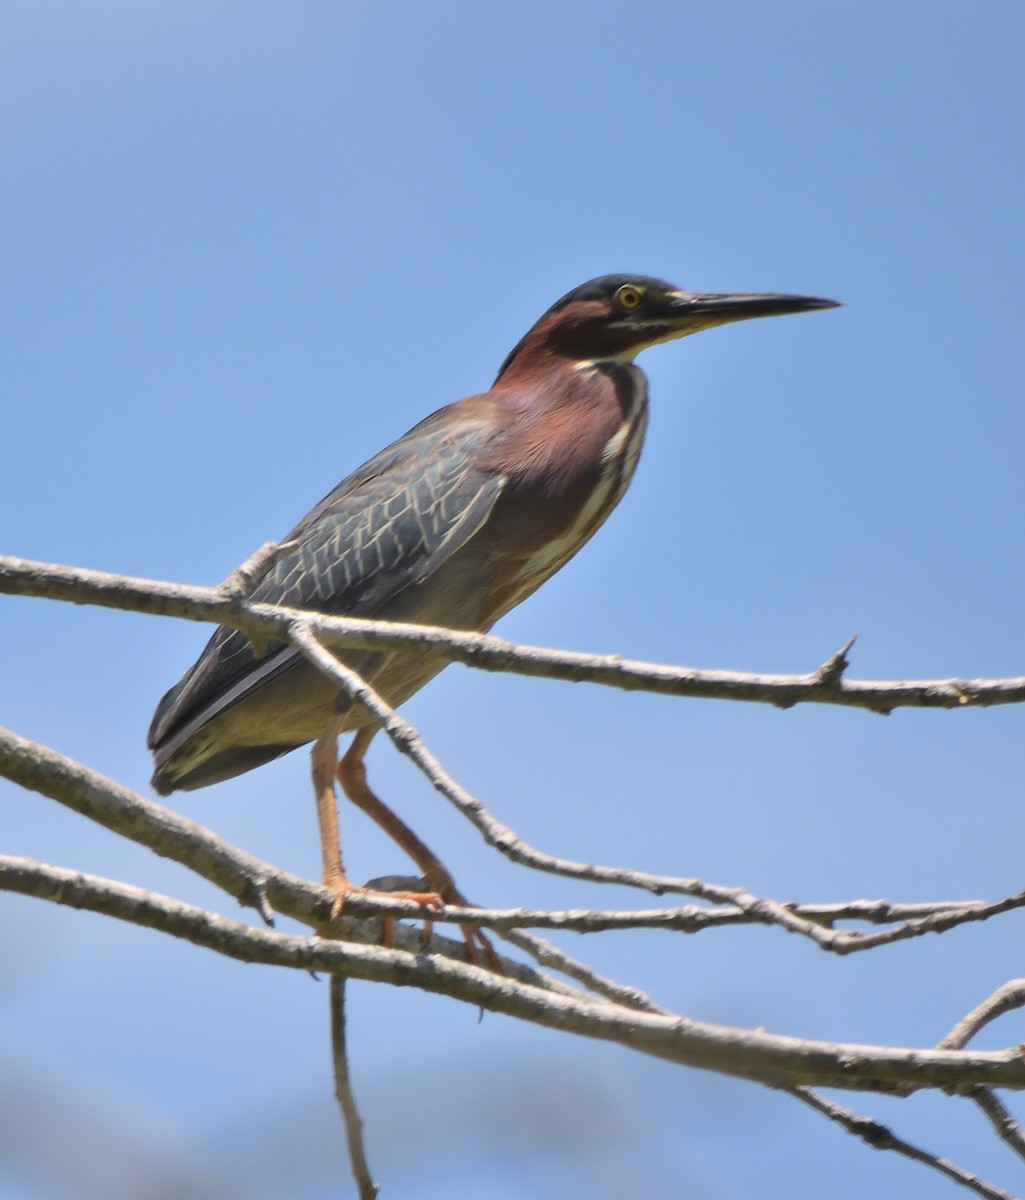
<box><xmin>0</xmin><ymin>729</ymin><xmax>577</xmax><ymax>997</ymax></box>
<box><xmin>969</xmin><ymin>1090</ymin><xmax>1025</xmax><ymax>1164</ymax></box>
<box><xmin>819</xmin><ymin>893</ymin><xmax>1025</xmax><ymax>955</ymax></box>
<box><xmin>793</xmin><ymin>898</ymin><xmax>1018</xmax><ymax>928</ymax></box>
<box><xmin>218</xmin><ymin>539</ymin><xmax>300</xmax><ymax>601</ymax></box>
<box><xmin>3</xmin><ymin>554</ymin><xmax>1024</xmax><ymax>714</ymax></box>
<box><xmin>498</xmin><ymin>927</ymin><xmax>672</xmax><ymax>1015</ymax></box>
<box><xmin>4</xmin><ymin>854</ymin><xmax>1025</xmax><ymax>1094</ymax></box>
<box><xmin>432</xmin><ymin>897</ymin><xmax>1021</xmax><ymax>937</ymax></box>
<box><xmin>6</xmin><ymin>705</ymin><xmax>1022</xmax><ymax>980</ymax></box>
<box><xmin>788</xmin><ymin>1088</ymin><xmax>1019</xmax><ymax>1200</ymax></box>
<box><xmin>329</xmin><ymin>977</ymin><xmax>379</xmax><ymax>1200</ymax></box>
<box><xmin>939</xmin><ymin>981</ymin><xmax>1025</xmax><ymax>1051</ymax></box>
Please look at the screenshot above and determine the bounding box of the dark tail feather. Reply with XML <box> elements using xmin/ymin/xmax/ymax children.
<box><xmin>151</xmin><ymin>742</ymin><xmax>303</xmax><ymax>794</ymax></box>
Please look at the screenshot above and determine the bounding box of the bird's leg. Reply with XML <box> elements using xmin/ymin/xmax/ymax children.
<box><xmin>311</xmin><ymin>718</ymin><xmax>442</xmax><ymax>922</ymax></box>
<box><xmin>338</xmin><ymin>727</ymin><xmax>500</xmax><ymax>970</ymax></box>
<box><xmin>311</xmin><ymin>715</ymin><xmax>350</xmax><ymax>915</ymax></box>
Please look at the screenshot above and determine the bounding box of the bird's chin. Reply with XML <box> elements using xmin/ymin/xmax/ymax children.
<box><xmin>636</xmin><ymin>318</ymin><xmax>727</xmax><ymax>349</ymax></box>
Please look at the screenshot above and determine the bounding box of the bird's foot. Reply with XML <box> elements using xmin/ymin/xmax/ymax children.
<box><xmin>321</xmin><ymin>870</ymin><xmax>500</xmax><ymax>971</ymax></box>
<box><xmin>419</xmin><ymin>866</ymin><xmax>502</xmax><ymax>973</ymax></box>
<box><xmin>325</xmin><ymin>873</ymin><xmax>444</xmax><ymax>923</ymax></box>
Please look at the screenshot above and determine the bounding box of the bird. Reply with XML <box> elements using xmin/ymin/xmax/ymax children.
<box><xmin>149</xmin><ymin>273</ymin><xmax>838</xmax><ymax>921</ymax></box>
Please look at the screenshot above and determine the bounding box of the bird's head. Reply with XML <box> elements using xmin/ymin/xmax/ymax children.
<box><xmin>495</xmin><ymin>274</ymin><xmax>840</xmax><ymax>381</ymax></box>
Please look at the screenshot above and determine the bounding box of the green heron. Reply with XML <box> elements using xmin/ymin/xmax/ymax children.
<box><xmin>149</xmin><ymin>274</ymin><xmax>838</xmax><ymax>915</ymax></box>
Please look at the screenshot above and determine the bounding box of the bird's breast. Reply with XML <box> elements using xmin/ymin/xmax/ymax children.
<box><xmin>481</xmin><ymin>363</ymin><xmax>649</xmax><ymax>619</ymax></box>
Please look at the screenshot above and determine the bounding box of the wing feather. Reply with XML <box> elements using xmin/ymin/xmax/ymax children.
<box><xmin>148</xmin><ymin>406</ymin><xmax>504</xmax><ymax>752</ymax></box>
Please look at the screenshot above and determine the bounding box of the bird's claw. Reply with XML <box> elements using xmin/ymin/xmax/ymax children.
<box><xmin>323</xmin><ymin>872</ymin><xmax>499</xmax><ymax>971</ymax></box>
<box><xmin>418</xmin><ymin>866</ymin><xmax>501</xmax><ymax>971</ymax></box>
<box><xmin>326</xmin><ymin>877</ymin><xmax>444</xmax><ymax>923</ymax></box>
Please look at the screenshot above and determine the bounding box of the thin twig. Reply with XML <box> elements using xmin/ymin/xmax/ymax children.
<box><xmin>788</xmin><ymin>1087</ymin><xmax>1019</xmax><ymax>1200</ymax></box>
<box><xmin>790</xmin><ymin>898</ymin><xmax>1017</xmax><ymax>928</ymax></box>
<box><xmin>969</xmin><ymin>1090</ymin><xmax>1025</xmax><ymax>1163</ymax></box>
<box><xmin>499</xmin><ymin>927</ymin><xmax>671</xmax><ymax>1015</ymax></box>
<box><xmin>329</xmin><ymin>976</ymin><xmax>379</xmax><ymax>1200</ymax></box>
<box><xmin>939</xmin><ymin>981</ymin><xmax>1025</xmax><ymax>1050</ymax></box>
<box><xmin>388</xmin><ymin>896</ymin><xmax>1017</xmax><ymax>937</ymax></box>
<box><xmin>286</xmin><ymin>622</ymin><xmax>878</xmax><ymax>951</ymax></box>
<box><xmin>218</xmin><ymin>539</ymin><xmax>300</xmax><ymax>600</ymax></box>
<box><xmin>3</xmin><ymin>554</ymin><xmax>1025</xmax><ymax>713</ymax></box>
<box><xmin>818</xmin><ymin>893</ymin><xmax>1025</xmax><ymax>955</ymax></box>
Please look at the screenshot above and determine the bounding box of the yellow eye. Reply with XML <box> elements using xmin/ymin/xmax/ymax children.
<box><xmin>616</xmin><ymin>284</ymin><xmax>643</xmax><ymax>312</ymax></box>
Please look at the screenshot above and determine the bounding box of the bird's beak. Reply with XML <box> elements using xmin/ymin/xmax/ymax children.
<box><xmin>658</xmin><ymin>290</ymin><xmax>841</xmax><ymax>338</ymax></box>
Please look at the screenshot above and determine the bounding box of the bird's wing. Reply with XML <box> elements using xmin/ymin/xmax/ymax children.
<box><xmin>148</xmin><ymin>404</ymin><xmax>505</xmax><ymax>750</ymax></box>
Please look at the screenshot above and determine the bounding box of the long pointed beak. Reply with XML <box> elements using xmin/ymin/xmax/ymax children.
<box><xmin>663</xmin><ymin>290</ymin><xmax>841</xmax><ymax>335</ymax></box>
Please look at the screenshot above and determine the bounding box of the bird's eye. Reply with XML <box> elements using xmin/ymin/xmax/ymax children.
<box><xmin>616</xmin><ymin>285</ymin><xmax>643</xmax><ymax>312</ymax></box>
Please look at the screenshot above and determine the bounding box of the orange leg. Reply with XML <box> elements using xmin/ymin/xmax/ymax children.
<box><xmin>338</xmin><ymin>727</ymin><xmax>500</xmax><ymax>970</ymax></box>
<box><xmin>312</xmin><ymin>715</ymin><xmax>348</xmax><ymax>897</ymax></box>
<box><xmin>311</xmin><ymin>718</ymin><xmax>444</xmax><ymax>921</ymax></box>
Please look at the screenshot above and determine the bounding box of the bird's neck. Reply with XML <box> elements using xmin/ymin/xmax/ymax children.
<box><xmin>496</xmin><ymin>351</ymin><xmax>646</xmax><ymax>420</ymax></box>
<box><xmin>484</xmin><ymin>356</ymin><xmax>649</xmax><ymax>494</ymax></box>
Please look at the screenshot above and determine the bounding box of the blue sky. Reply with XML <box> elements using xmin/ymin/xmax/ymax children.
<box><xmin>3</xmin><ymin>3</ymin><xmax>1025</xmax><ymax>1198</ymax></box>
